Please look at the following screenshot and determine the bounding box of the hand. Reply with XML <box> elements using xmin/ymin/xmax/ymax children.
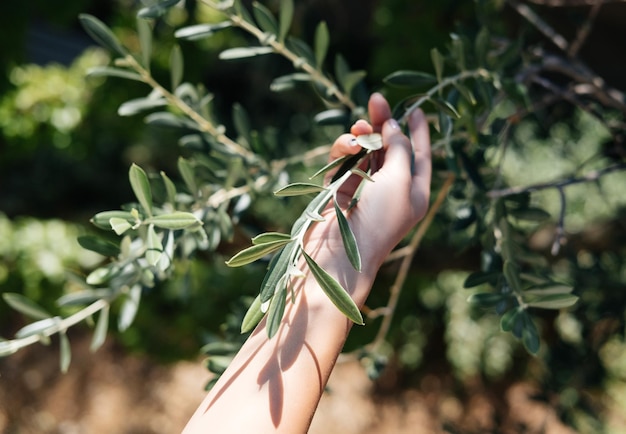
<box><xmin>307</xmin><ymin>92</ymin><xmax>432</xmax><ymax>270</ymax></box>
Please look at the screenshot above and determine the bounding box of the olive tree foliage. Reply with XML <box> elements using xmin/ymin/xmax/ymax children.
<box><xmin>1</xmin><ymin>0</ymin><xmax>624</xmax><ymax>399</ymax></box>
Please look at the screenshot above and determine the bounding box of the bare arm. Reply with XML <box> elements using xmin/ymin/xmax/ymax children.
<box><xmin>182</xmin><ymin>93</ymin><xmax>431</xmax><ymax>433</ymax></box>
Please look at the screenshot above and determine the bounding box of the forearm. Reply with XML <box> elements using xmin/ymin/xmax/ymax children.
<box><xmin>182</xmin><ymin>242</ymin><xmax>379</xmax><ymax>434</ymax></box>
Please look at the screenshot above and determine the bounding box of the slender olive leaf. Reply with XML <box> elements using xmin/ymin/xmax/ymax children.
<box><xmin>178</xmin><ymin>157</ymin><xmax>197</xmax><ymax>196</ymax></box>
<box><xmin>59</xmin><ymin>332</ymin><xmax>71</xmax><ymax>373</ymax></box>
<box><xmin>90</xmin><ymin>304</ymin><xmax>110</xmax><ymax>352</ymax></box>
<box><xmin>0</xmin><ymin>341</ymin><xmax>18</xmax><ymax>357</ymax></box>
<box><xmin>521</xmin><ymin>313</ymin><xmax>540</xmax><ymax>354</ymax></box>
<box><xmin>286</xmin><ymin>37</ymin><xmax>316</xmax><ymax>66</ymax></box>
<box><xmin>331</xmin><ymin>149</ymin><xmax>368</xmax><ymax>184</ymax></box>
<box><xmin>160</xmin><ymin>171</ymin><xmax>177</xmax><ymax>205</ymax></box>
<box><xmin>431</xmin><ymin>98</ymin><xmax>460</xmax><ymax>118</ymax></box>
<box><xmin>313</xmin><ymin>109</ymin><xmax>350</xmax><ymax>126</ymax></box>
<box><xmin>77</xmin><ymin>235</ymin><xmax>120</xmax><ymax>257</ymax></box>
<box><xmin>278</xmin><ymin>0</ymin><xmax>294</xmax><ymax>42</ymax></box>
<box><xmin>129</xmin><ymin>163</ymin><xmax>153</xmax><ymax>217</ymax></box>
<box><xmin>463</xmin><ymin>271</ymin><xmax>501</xmax><ymax>288</ymax></box>
<box><xmin>500</xmin><ymin>307</ymin><xmax>522</xmax><ymax>332</ymax></box>
<box><xmin>303</xmin><ymin>252</ymin><xmax>363</xmax><ymax>325</ymax></box>
<box><xmin>146</xmin><ymin>225</ymin><xmax>163</xmax><ymax>266</ymax></box>
<box><xmin>526</xmin><ymin>294</ymin><xmax>579</xmax><ymax>309</ymax></box>
<box><xmin>86</xmin><ymin>66</ymin><xmax>143</xmax><ymax>82</ymax></box>
<box><xmin>91</xmin><ymin>210</ymin><xmax>134</xmax><ymax>230</ymax></box>
<box><xmin>290</xmin><ymin>189</ymin><xmax>333</xmax><ymax>236</ymax></box>
<box><xmin>266</xmin><ymin>287</ymin><xmax>287</xmax><ymax>338</ymax></box>
<box><xmin>146</xmin><ymin>212</ymin><xmax>202</xmax><ymax>230</ymax></box>
<box><xmin>333</xmin><ymin>199</ymin><xmax>361</xmax><ymax>271</ymax></box>
<box><xmin>118</xmin><ymin>285</ymin><xmax>142</xmax><ymax>332</ymax></box>
<box><xmin>57</xmin><ymin>290</ymin><xmax>112</xmax><ymax>307</ymax></box>
<box><xmin>509</xmin><ymin>207</ymin><xmax>551</xmax><ymax>222</ymax></box>
<box><xmin>170</xmin><ymin>45</ymin><xmax>184</xmax><ymax>90</ymax></box>
<box><xmin>269</xmin><ymin>73</ymin><xmax>311</xmax><ymax>92</ymax></box>
<box><xmin>310</xmin><ymin>155</ymin><xmax>350</xmax><ymax>180</ymax></box>
<box><xmin>252</xmin><ymin>1</ymin><xmax>279</xmax><ymax>35</ymax></box>
<box><xmin>383</xmin><ymin>70</ymin><xmax>437</xmax><ymax>88</ymax></box>
<box><xmin>475</xmin><ymin>26</ymin><xmax>489</xmax><ymax>67</ymax></box>
<box><xmin>144</xmin><ymin>112</ymin><xmax>199</xmax><ymax>129</ymax></box>
<box><xmin>350</xmin><ymin>168</ymin><xmax>374</xmax><ymax>182</ymax></box>
<box><xmin>232</xmin><ymin>103</ymin><xmax>252</xmax><ymax>146</ymax></box>
<box><xmin>335</xmin><ymin>54</ymin><xmax>349</xmax><ymax>91</ymax></box>
<box><xmin>226</xmin><ymin>239</ymin><xmax>292</xmax><ymax>267</ymax></box>
<box><xmin>206</xmin><ymin>355</ymin><xmax>234</xmax><ymax>375</ymax></box>
<box><xmin>252</xmin><ymin>232</ymin><xmax>292</xmax><ymax>245</ymax></box>
<box><xmin>430</xmin><ymin>47</ymin><xmax>444</xmax><ymax>85</ymax></box>
<box><xmin>15</xmin><ymin>317</ymin><xmax>60</xmax><ymax>339</ymax></box>
<box><xmin>467</xmin><ymin>292</ymin><xmax>506</xmax><ymax>308</ymax></box>
<box><xmin>79</xmin><ymin>14</ymin><xmax>128</xmax><ymax>57</ymax></box>
<box><xmin>355</xmin><ymin>133</ymin><xmax>383</xmax><ymax>151</ymax></box>
<box><xmin>118</xmin><ymin>97</ymin><xmax>167</xmax><ymax>117</ymax></box>
<box><xmin>200</xmin><ymin>341</ymin><xmax>242</xmax><ymax>356</ymax></box>
<box><xmin>503</xmin><ymin>261</ymin><xmax>523</xmax><ymax>293</ymax></box>
<box><xmin>233</xmin><ymin>0</ymin><xmax>255</xmax><ymax>24</ymax></box>
<box><xmin>259</xmin><ymin>242</ymin><xmax>296</xmax><ymax>303</ymax></box>
<box><xmin>137</xmin><ymin>0</ymin><xmax>180</xmax><ymax>18</ymax></box>
<box><xmin>3</xmin><ymin>293</ymin><xmax>51</xmax><ymax>320</ymax></box>
<box><xmin>219</xmin><ymin>46</ymin><xmax>274</xmax><ymax>60</ymax></box>
<box><xmin>274</xmin><ymin>182</ymin><xmax>326</xmax><ymax>197</ymax></box>
<box><xmin>241</xmin><ymin>295</ymin><xmax>264</xmax><ymax>333</ymax></box>
<box><xmin>86</xmin><ymin>266</ymin><xmax>113</xmax><ymax>286</ymax></box>
<box><xmin>450</xmin><ymin>34</ymin><xmax>466</xmax><ymax>71</ymax></box>
<box><xmin>174</xmin><ymin>22</ymin><xmax>233</xmax><ymax>41</ymax></box>
<box><xmin>137</xmin><ymin>18</ymin><xmax>152</xmax><ymax>70</ymax></box>
<box><xmin>454</xmin><ymin>82</ymin><xmax>477</xmax><ymax>105</ymax></box>
<box><xmin>314</xmin><ymin>21</ymin><xmax>329</xmax><ymax>67</ymax></box>
<box><xmin>523</xmin><ymin>284</ymin><xmax>573</xmax><ymax>296</ymax></box>
<box><xmin>342</xmin><ymin>71</ymin><xmax>366</xmax><ymax>96</ymax></box>
<box><xmin>110</xmin><ymin>217</ymin><xmax>132</xmax><ymax>235</ymax></box>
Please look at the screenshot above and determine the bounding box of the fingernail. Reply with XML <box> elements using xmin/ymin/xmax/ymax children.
<box><xmin>387</xmin><ymin>119</ymin><xmax>399</xmax><ymax>129</ymax></box>
<box><xmin>350</xmin><ymin>137</ymin><xmax>358</xmax><ymax>146</ymax></box>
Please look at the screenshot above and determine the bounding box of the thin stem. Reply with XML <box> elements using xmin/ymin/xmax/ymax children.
<box><xmin>369</xmin><ymin>173</ymin><xmax>455</xmax><ymax>353</ymax></box>
<box><xmin>507</xmin><ymin>0</ymin><xmax>569</xmax><ymax>51</ymax></box>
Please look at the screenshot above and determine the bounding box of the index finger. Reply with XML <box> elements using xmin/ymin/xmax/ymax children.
<box><xmin>408</xmin><ymin>108</ymin><xmax>431</xmax><ymax>195</ymax></box>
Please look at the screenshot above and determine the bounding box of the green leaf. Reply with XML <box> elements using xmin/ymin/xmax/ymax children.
<box><xmin>269</xmin><ymin>73</ymin><xmax>311</xmax><ymax>92</ymax></box>
<box><xmin>118</xmin><ymin>97</ymin><xmax>167</xmax><ymax>117</ymax></box>
<box><xmin>526</xmin><ymin>294</ymin><xmax>579</xmax><ymax>310</ymax></box>
<box><xmin>79</xmin><ymin>14</ymin><xmax>128</xmax><ymax>57</ymax></box>
<box><xmin>59</xmin><ymin>332</ymin><xmax>71</xmax><ymax>373</ymax></box>
<box><xmin>309</xmin><ymin>155</ymin><xmax>350</xmax><ymax>180</ymax></box>
<box><xmin>178</xmin><ymin>157</ymin><xmax>197</xmax><ymax>195</ymax></box>
<box><xmin>355</xmin><ymin>133</ymin><xmax>383</xmax><ymax>151</ymax></box>
<box><xmin>431</xmin><ymin>98</ymin><xmax>460</xmax><ymax>118</ymax></box>
<box><xmin>91</xmin><ymin>304</ymin><xmax>109</xmax><ymax>352</ymax></box>
<box><xmin>226</xmin><ymin>239</ymin><xmax>291</xmax><ymax>267</ymax></box>
<box><xmin>86</xmin><ymin>266</ymin><xmax>114</xmax><ymax>286</ymax></box>
<box><xmin>383</xmin><ymin>70</ymin><xmax>437</xmax><ymax>88</ymax></box>
<box><xmin>467</xmin><ymin>292</ymin><xmax>506</xmax><ymax>308</ymax></box>
<box><xmin>232</xmin><ymin>103</ymin><xmax>252</xmax><ymax>146</ymax></box>
<box><xmin>77</xmin><ymin>235</ymin><xmax>120</xmax><ymax>257</ymax></box>
<box><xmin>146</xmin><ymin>224</ymin><xmax>162</xmax><ymax>266</ymax></box>
<box><xmin>314</xmin><ymin>21</ymin><xmax>329</xmax><ymax>67</ymax></box>
<box><xmin>313</xmin><ymin>109</ymin><xmax>350</xmax><ymax>126</ymax></box>
<box><xmin>137</xmin><ymin>17</ymin><xmax>152</xmax><ymax>69</ymax></box>
<box><xmin>0</xmin><ymin>341</ymin><xmax>18</xmax><ymax>357</ymax></box>
<box><xmin>219</xmin><ymin>46</ymin><xmax>274</xmax><ymax>60</ymax></box>
<box><xmin>129</xmin><ymin>164</ymin><xmax>153</xmax><ymax>217</ymax></box>
<box><xmin>170</xmin><ymin>45</ymin><xmax>184</xmax><ymax>90</ymax></box>
<box><xmin>266</xmin><ymin>288</ymin><xmax>287</xmax><ymax>338</ymax></box>
<box><xmin>87</xmin><ymin>66</ymin><xmax>143</xmax><ymax>82</ymax></box>
<box><xmin>521</xmin><ymin>313</ymin><xmax>540</xmax><ymax>354</ymax></box>
<box><xmin>274</xmin><ymin>182</ymin><xmax>326</xmax><ymax>197</ymax></box>
<box><xmin>278</xmin><ymin>0</ymin><xmax>294</xmax><ymax>42</ymax></box>
<box><xmin>523</xmin><ymin>284</ymin><xmax>573</xmax><ymax>296</ymax></box>
<box><xmin>110</xmin><ymin>217</ymin><xmax>132</xmax><ymax>235</ymax></box>
<box><xmin>200</xmin><ymin>341</ymin><xmax>241</xmax><ymax>356</ymax></box>
<box><xmin>118</xmin><ymin>285</ymin><xmax>141</xmax><ymax>332</ymax></box>
<box><xmin>252</xmin><ymin>2</ymin><xmax>279</xmax><ymax>35</ymax></box>
<box><xmin>334</xmin><ymin>199</ymin><xmax>361</xmax><ymax>271</ymax></box>
<box><xmin>454</xmin><ymin>82</ymin><xmax>476</xmax><ymax>105</ymax></box>
<box><xmin>475</xmin><ymin>27</ymin><xmax>490</xmax><ymax>67</ymax></box>
<box><xmin>175</xmin><ymin>22</ymin><xmax>232</xmax><ymax>40</ymax></box>
<box><xmin>286</xmin><ymin>37</ymin><xmax>316</xmax><ymax>66</ymax></box>
<box><xmin>160</xmin><ymin>171</ymin><xmax>177</xmax><ymax>205</ymax></box>
<box><xmin>137</xmin><ymin>0</ymin><xmax>180</xmax><ymax>18</ymax></box>
<box><xmin>303</xmin><ymin>252</ymin><xmax>363</xmax><ymax>325</ymax></box>
<box><xmin>241</xmin><ymin>296</ymin><xmax>265</xmax><ymax>333</ymax></box>
<box><xmin>3</xmin><ymin>293</ymin><xmax>51</xmax><ymax>320</ymax></box>
<box><xmin>146</xmin><ymin>212</ymin><xmax>202</xmax><ymax>230</ymax></box>
<box><xmin>463</xmin><ymin>271</ymin><xmax>500</xmax><ymax>288</ymax></box>
<box><xmin>57</xmin><ymin>290</ymin><xmax>111</xmax><ymax>307</ymax></box>
<box><xmin>503</xmin><ymin>260</ymin><xmax>522</xmax><ymax>293</ymax></box>
<box><xmin>91</xmin><ymin>210</ymin><xmax>135</xmax><ymax>230</ymax></box>
<box><xmin>500</xmin><ymin>307</ymin><xmax>522</xmax><ymax>333</ymax></box>
<box><xmin>430</xmin><ymin>47</ymin><xmax>444</xmax><ymax>85</ymax></box>
<box><xmin>252</xmin><ymin>232</ymin><xmax>292</xmax><ymax>245</ymax></box>
<box><xmin>509</xmin><ymin>207</ymin><xmax>551</xmax><ymax>222</ymax></box>
<box><xmin>15</xmin><ymin>317</ymin><xmax>60</xmax><ymax>339</ymax></box>
<box><xmin>259</xmin><ymin>242</ymin><xmax>296</xmax><ymax>303</ymax></box>
<box><xmin>145</xmin><ymin>111</ymin><xmax>198</xmax><ymax>129</ymax></box>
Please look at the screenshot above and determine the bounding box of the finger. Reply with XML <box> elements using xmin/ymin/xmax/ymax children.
<box><xmin>368</xmin><ymin>93</ymin><xmax>392</xmax><ymax>132</ymax></box>
<box><xmin>378</xmin><ymin>118</ymin><xmax>412</xmax><ymax>176</ymax></box>
<box><xmin>329</xmin><ymin>133</ymin><xmax>362</xmax><ymax>160</ymax></box>
<box><xmin>408</xmin><ymin>108</ymin><xmax>431</xmax><ymax>194</ymax></box>
<box><xmin>350</xmin><ymin>119</ymin><xmax>372</xmax><ymax>136</ymax></box>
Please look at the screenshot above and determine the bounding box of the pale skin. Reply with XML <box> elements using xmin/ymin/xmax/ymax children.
<box><xmin>182</xmin><ymin>93</ymin><xmax>431</xmax><ymax>433</ymax></box>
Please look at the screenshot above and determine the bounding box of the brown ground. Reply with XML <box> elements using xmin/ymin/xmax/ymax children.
<box><xmin>0</xmin><ymin>334</ymin><xmax>580</xmax><ymax>434</ymax></box>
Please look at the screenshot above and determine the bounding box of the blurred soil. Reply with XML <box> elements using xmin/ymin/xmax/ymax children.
<box><xmin>0</xmin><ymin>333</ymin><xmax>580</xmax><ymax>434</ymax></box>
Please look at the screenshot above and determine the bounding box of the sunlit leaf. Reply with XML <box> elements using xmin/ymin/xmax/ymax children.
<box><xmin>310</xmin><ymin>155</ymin><xmax>349</xmax><ymax>180</ymax></box>
<box><xmin>59</xmin><ymin>332</ymin><xmax>71</xmax><ymax>373</ymax></box>
<box><xmin>91</xmin><ymin>304</ymin><xmax>109</xmax><ymax>352</ymax></box>
<box><xmin>278</xmin><ymin>0</ymin><xmax>294</xmax><ymax>42</ymax></box>
<box><xmin>523</xmin><ymin>284</ymin><xmax>573</xmax><ymax>296</ymax></box>
<box><xmin>129</xmin><ymin>163</ymin><xmax>153</xmax><ymax>217</ymax></box>
<box><xmin>87</xmin><ymin>66</ymin><xmax>143</xmax><ymax>82</ymax></box>
<box><xmin>219</xmin><ymin>46</ymin><xmax>274</xmax><ymax>60</ymax></box>
<box><xmin>241</xmin><ymin>296</ymin><xmax>264</xmax><ymax>333</ymax></box>
<box><xmin>175</xmin><ymin>22</ymin><xmax>233</xmax><ymax>41</ymax></box>
<box><xmin>110</xmin><ymin>217</ymin><xmax>132</xmax><ymax>235</ymax></box>
<box><xmin>226</xmin><ymin>239</ymin><xmax>291</xmax><ymax>267</ymax></box>
<box><xmin>526</xmin><ymin>294</ymin><xmax>579</xmax><ymax>309</ymax></box>
<box><xmin>383</xmin><ymin>70</ymin><xmax>437</xmax><ymax>88</ymax></box>
<box><xmin>314</xmin><ymin>21</ymin><xmax>329</xmax><ymax>67</ymax></box>
<box><xmin>118</xmin><ymin>285</ymin><xmax>141</xmax><ymax>332</ymax></box>
<box><xmin>334</xmin><ymin>199</ymin><xmax>361</xmax><ymax>271</ymax></box>
<box><xmin>160</xmin><ymin>171</ymin><xmax>177</xmax><ymax>205</ymax></box>
<box><xmin>86</xmin><ymin>266</ymin><xmax>114</xmax><ymax>286</ymax></box>
<box><xmin>274</xmin><ymin>182</ymin><xmax>326</xmax><ymax>196</ymax></box>
<box><xmin>3</xmin><ymin>293</ymin><xmax>51</xmax><ymax>320</ymax></box>
<box><xmin>118</xmin><ymin>97</ymin><xmax>167</xmax><ymax>117</ymax></box>
<box><xmin>356</xmin><ymin>133</ymin><xmax>383</xmax><ymax>151</ymax></box>
<box><xmin>137</xmin><ymin>0</ymin><xmax>180</xmax><ymax>18</ymax></box>
<box><xmin>57</xmin><ymin>290</ymin><xmax>111</xmax><ymax>307</ymax></box>
<box><xmin>77</xmin><ymin>235</ymin><xmax>120</xmax><ymax>257</ymax></box>
<box><xmin>15</xmin><ymin>317</ymin><xmax>60</xmax><ymax>339</ymax></box>
<box><xmin>266</xmin><ymin>288</ymin><xmax>287</xmax><ymax>338</ymax></box>
<box><xmin>259</xmin><ymin>242</ymin><xmax>296</xmax><ymax>303</ymax></box>
<box><xmin>146</xmin><ymin>212</ymin><xmax>202</xmax><ymax>230</ymax></box>
<box><xmin>0</xmin><ymin>341</ymin><xmax>18</xmax><ymax>357</ymax></box>
<box><xmin>79</xmin><ymin>14</ymin><xmax>128</xmax><ymax>57</ymax></box>
<box><xmin>269</xmin><ymin>73</ymin><xmax>311</xmax><ymax>92</ymax></box>
<box><xmin>170</xmin><ymin>45</ymin><xmax>184</xmax><ymax>90</ymax></box>
<box><xmin>144</xmin><ymin>111</ymin><xmax>199</xmax><ymax>130</ymax></box>
<box><xmin>303</xmin><ymin>252</ymin><xmax>363</xmax><ymax>325</ymax></box>
<box><xmin>252</xmin><ymin>232</ymin><xmax>292</xmax><ymax>245</ymax></box>
<box><xmin>146</xmin><ymin>224</ymin><xmax>163</xmax><ymax>266</ymax></box>
<box><xmin>313</xmin><ymin>109</ymin><xmax>350</xmax><ymax>126</ymax></box>
<box><xmin>91</xmin><ymin>210</ymin><xmax>134</xmax><ymax>230</ymax></box>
